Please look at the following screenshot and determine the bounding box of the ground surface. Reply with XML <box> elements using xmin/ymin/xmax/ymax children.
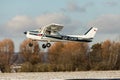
<box><xmin>0</xmin><ymin>71</ymin><xmax>120</xmax><ymax>80</ymax></box>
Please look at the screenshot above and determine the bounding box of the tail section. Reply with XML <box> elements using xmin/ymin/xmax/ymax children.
<box><xmin>84</xmin><ymin>27</ymin><xmax>98</xmax><ymax>38</ymax></box>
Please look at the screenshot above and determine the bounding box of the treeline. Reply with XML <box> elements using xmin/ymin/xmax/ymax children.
<box><xmin>0</xmin><ymin>39</ymin><xmax>120</xmax><ymax>72</ymax></box>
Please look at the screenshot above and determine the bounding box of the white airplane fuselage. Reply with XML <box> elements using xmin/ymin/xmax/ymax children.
<box><xmin>25</xmin><ymin>29</ymin><xmax>96</xmax><ymax>42</ymax></box>
<box><xmin>26</xmin><ymin>33</ymin><xmax>92</xmax><ymax>42</ymax></box>
<box><xmin>24</xmin><ymin>24</ymin><xmax>98</xmax><ymax>48</ymax></box>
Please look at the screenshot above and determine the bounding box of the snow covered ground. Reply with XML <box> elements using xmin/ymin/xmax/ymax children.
<box><xmin>0</xmin><ymin>71</ymin><xmax>120</xmax><ymax>80</ymax></box>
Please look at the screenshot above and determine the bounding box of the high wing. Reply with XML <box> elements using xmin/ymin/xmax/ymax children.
<box><xmin>45</xmin><ymin>23</ymin><xmax>64</xmax><ymax>32</ymax></box>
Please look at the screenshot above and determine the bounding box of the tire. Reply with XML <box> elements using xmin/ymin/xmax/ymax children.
<box><xmin>29</xmin><ymin>43</ymin><xmax>33</xmax><ymax>47</ymax></box>
<box><xmin>46</xmin><ymin>43</ymin><xmax>51</xmax><ymax>47</ymax></box>
<box><xmin>42</xmin><ymin>44</ymin><xmax>46</xmax><ymax>48</ymax></box>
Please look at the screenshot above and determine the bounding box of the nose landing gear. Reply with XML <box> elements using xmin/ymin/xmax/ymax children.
<box><xmin>42</xmin><ymin>43</ymin><xmax>51</xmax><ymax>48</ymax></box>
<box><xmin>29</xmin><ymin>43</ymin><xmax>33</xmax><ymax>47</ymax></box>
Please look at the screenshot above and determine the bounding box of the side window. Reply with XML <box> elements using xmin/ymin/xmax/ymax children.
<box><xmin>46</xmin><ymin>30</ymin><xmax>51</xmax><ymax>35</ymax></box>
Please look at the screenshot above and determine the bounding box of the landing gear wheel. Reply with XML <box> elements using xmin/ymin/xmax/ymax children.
<box><xmin>42</xmin><ymin>44</ymin><xmax>46</xmax><ymax>48</ymax></box>
<box><xmin>42</xmin><ymin>43</ymin><xmax>51</xmax><ymax>49</ymax></box>
<box><xmin>29</xmin><ymin>43</ymin><xmax>33</xmax><ymax>47</ymax></box>
<box><xmin>46</xmin><ymin>43</ymin><xmax>51</xmax><ymax>47</ymax></box>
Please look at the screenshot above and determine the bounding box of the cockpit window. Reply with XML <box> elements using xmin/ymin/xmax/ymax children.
<box><xmin>30</xmin><ymin>30</ymin><xmax>40</xmax><ymax>33</ymax></box>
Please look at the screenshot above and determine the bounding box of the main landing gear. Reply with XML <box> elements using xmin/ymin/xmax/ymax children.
<box><xmin>42</xmin><ymin>43</ymin><xmax>51</xmax><ymax>48</ymax></box>
<box><xmin>28</xmin><ymin>42</ymin><xmax>51</xmax><ymax>49</ymax></box>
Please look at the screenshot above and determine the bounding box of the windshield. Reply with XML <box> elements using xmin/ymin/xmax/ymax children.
<box><xmin>30</xmin><ymin>29</ymin><xmax>41</xmax><ymax>33</ymax></box>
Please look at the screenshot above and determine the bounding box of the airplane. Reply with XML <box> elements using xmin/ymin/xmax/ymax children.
<box><xmin>24</xmin><ymin>23</ymin><xmax>98</xmax><ymax>48</ymax></box>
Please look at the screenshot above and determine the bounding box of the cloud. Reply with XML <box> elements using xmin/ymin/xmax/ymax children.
<box><xmin>1</xmin><ymin>13</ymin><xmax>82</xmax><ymax>37</ymax></box>
<box><xmin>88</xmin><ymin>14</ymin><xmax>120</xmax><ymax>34</ymax></box>
<box><xmin>105</xmin><ymin>1</ymin><xmax>119</xmax><ymax>7</ymax></box>
<box><xmin>35</xmin><ymin>13</ymin><xmax>71</xmax><ymax>26</ymax></box>
<box><xmin>35</xmin><ymin>13</ymin><xmax>82</xmax><ymax>34</ymax></box>
<box><xmin>0</xmin><ymin>16</ymin><xmax>36</xmax><ymax>37</ymax></box>
<box><xmin>62</xmin><ymin>1</ymin><xmax>94</xmax><ymax>13</ymax></box>
<box><xmin>67</xmin><ymin>2</ymin><xmax>86</xmax><ymax>12</ymax></box>
<box><xmin>6</xmin><ymin>16</ymin><xmax>34</xmax><ymax>31</ymax></box>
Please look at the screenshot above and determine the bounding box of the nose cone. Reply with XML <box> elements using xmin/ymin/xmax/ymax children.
<box><xmin>24</xmin><ymin>31</ymin><xmax>27</xmax><ymax>34</ymax></box>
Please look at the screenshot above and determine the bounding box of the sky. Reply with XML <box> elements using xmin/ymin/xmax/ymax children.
<box><xmin>0</xmin><ymin>0</ymin><xmax>120</xmax><ymax>52</ymax></box>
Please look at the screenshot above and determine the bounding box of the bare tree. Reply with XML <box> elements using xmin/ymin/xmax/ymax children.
<box><xmin>101</xmin><ymin>40</ymin><xmax>111</xmax><ymax>62</ymax></box>
<box><xmin>108</xmin><ymin>41</ymin><xmax>120</xmax><ymax>69</ymax></box>
<box><xmin>48</xmin><ymin>42</ymin><xmax>64</xmax><ymax>64</ymax></box>
<box><xmin>48</xmin><ymin>42</ymin><xmax>89</xmax><ymax>71</ymax></box>
<box><xmin>0</xmin><ymin>39</ymin><xmax>14</xmax><ymax>72</ymax></box>
<box><xmin>20</xmin><ymin>39</ymin><xmax>41</xmax><ymax>64</ymax></box>
<box><xmin>89</xmin><ymin>43</ymin><xmax>102</xmax><ymax>70</ymax></box>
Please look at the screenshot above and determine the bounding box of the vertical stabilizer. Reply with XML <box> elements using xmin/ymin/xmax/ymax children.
<box><xmin>84</xmin><ymin>27</ymin><xmax>98</xmax><ymax>38</ymax></box>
